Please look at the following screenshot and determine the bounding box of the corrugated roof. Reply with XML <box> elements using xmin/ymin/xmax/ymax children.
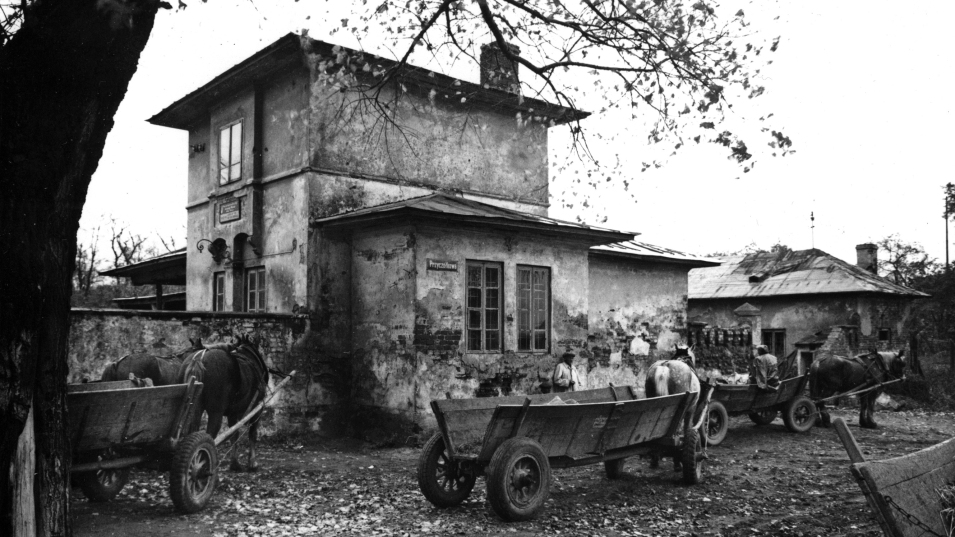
<box><xmin>310</xmin><ymin>193</ymin><xmax>633</xmax><ymax>244</ymax></box>
<box><xmin>688</xmin><ymin>248</ymin><xmax>929</xmax><ymax>299</ymax></box>
<box><xmin>100</xmin><ymin>248</ymin><xmax>187</xmax><ymax>286</ymax></box>
<box><xmin>590</xmin><ymin>240</ymin><xmax>720</xmax><ymax>267</ymax></box>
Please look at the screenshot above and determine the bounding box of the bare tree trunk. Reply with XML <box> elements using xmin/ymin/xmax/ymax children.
<box><xmin>0</xmin><ymin>2</ymin><xmax>161</xmax><ymax>535</ymax></box>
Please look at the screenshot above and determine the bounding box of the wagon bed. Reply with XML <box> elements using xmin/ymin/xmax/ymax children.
<box><xmin>703</xmin><ymin>374</ymin><xmax>816</xmax><ymax>445</ymax></box>
<box><xmin>419</xmin><ymin>386</ymin><xmax>706</xmax><ymax>521</ymax></box>
<box><xmin>834</xmin><ymin>417</ymin><xmax>955</xmax><ymax>537</ymax></box>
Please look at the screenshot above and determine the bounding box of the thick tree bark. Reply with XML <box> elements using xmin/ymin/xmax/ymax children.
<box><xmin>0</xmin><ymin>1</ymin><xmax>161</xmax><ymax>535</ymax></box>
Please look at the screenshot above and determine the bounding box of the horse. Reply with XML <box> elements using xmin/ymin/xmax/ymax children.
<box><xmin>178</xmin><ymin>334</ymin><xmax>270</xmax><ymax>471</ymax></box>
<box><xmin>809</xmin><ymin>350</ymin><xmax>905</xmax><ymax>429</ymax></box>
<box><xmin>644</xmin><ymin>346</ymin><xmax>706</xmax><ymax>472</ymax></box>
<box><xmin>100</xmin><ymin>340</ymin><xmax>204</xmax><ymax>385</ymax></box>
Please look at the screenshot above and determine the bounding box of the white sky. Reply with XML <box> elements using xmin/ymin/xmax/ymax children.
<box><xmin>81</xmin><ymin>0</ymin><xmax>955</xmax><ymax>266</ymax></box>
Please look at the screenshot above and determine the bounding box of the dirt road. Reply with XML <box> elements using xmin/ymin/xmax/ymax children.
<box><xmin>73</xmin><ymin>407</ymin><xmax>955</xmax><ymax>537</ymax></box>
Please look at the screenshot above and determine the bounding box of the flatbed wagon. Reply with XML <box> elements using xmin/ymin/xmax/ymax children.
<box><xmin>703</xmin><ymin>374</ymin><xmax>816</xmax><ymax>445</ymax></box>
<box><xmin>417</xmin><ymin>386</ymin><xmax>707</xmax><ymax>521</ymax></box>
<box><xmin>68</xmin><ymin>378</ymin><xmax>218</xmax><ymax>513</ymax></box>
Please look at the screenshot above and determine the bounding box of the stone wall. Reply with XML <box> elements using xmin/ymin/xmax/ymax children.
<box><xmin>67</xmin><ymin>309</ymin><xmax>342</xmax><ymax>435</ymax></box>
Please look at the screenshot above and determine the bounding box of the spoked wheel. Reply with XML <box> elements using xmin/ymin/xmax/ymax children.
<box><xmin>749</xmin><ymin>409</ymin><xmax>777</xmax><ymax>426</ymax></box>
<box><xmin>416</xmin><ymin>433</ymin><xmax>476</xmax><ymax>507</ymax></box>
<box><xmin>706</xmin><ymin>401</ymin><xmax>729</xmax><ymax>446</ymax></box>
<box><xmin>681</xmin><ymin>427</ymin><xmax>704</xmax><ymax>485</ymax></box>
<box><xmin>487</xmin><ymin>437</ymin><xmax>551</xmax><ymax>521</ymax></box>
<box><xmin>76</xmin><ymin>467</ymin><xmax>131</xmax><ymax>502</ymax></box>
<box><xmin>783</xmin><ymin>396</ymin><xmax>817</xmax><ymax>433</ymax></box>
<box><xmin>170</xmin><ymin>432</ymin><xmax>218</xmax><ymax>514</ymax></box>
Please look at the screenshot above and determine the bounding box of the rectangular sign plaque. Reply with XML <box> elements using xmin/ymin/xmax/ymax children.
<box><xmin>219</xmin><ymin>198</ymin><xmax>241</xmax><ymax>224</ymax></box>
<box><xmin>426</xmin><ymin>259</ymin><xmax>458</xmax><ymax>272</ymax></box>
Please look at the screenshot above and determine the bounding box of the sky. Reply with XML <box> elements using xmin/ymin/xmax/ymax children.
<box><xmin>80</xmin><ymin>0</ymin><xmax>955</xmax><ymax>267</ymax></box>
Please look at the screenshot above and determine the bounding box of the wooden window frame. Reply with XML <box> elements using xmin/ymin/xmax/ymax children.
<box><xmin>465</xmin><ymin>261</ymin><xmax>503</xmax><ymax>352</ymax></box>
<box><xmin>212</xmin><ymin>271</ymin><xmax>225</xmax><ymax>312</ymax></box>
<box><xmin>245</xmin><ymin>266</ymin><xmax>266</xmax><ymax>313</ymax></box>
<box><xmin>517</xmin><ymin>265</ymin><xmax>550</xmax><ymax>353</ymax></box>
<box><xmin>218</xmin><ymin>120</ymin><xmax>243</xmax><ymax>185</ymax></box>
<box><xmin>761</xmin><ymin>329</ymin><xmax>786</xmax><ymax>357</ymax></box>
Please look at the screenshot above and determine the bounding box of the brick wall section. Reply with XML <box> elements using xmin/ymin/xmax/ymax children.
<box><xmin>67</xmin><ymin>309</ymin><xmax>341</xmax><ymax>435</ymax></box>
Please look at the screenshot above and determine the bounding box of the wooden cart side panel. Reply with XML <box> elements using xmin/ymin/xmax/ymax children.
<box><xmin>69</xmin><ymin>385</ymin><xmax>190</xmax><ymax>452</ymax></box>
<box><xmin>711</xmin><ymin>375</ymin><xmax>807</xmax><ymax>413</ymax></box>
<box><xmin>433</xmin><ymin>386</ymin><xmax>637</xmax><ymax>452</ymax></box>
<box><xmin>68</xmin><ymin>381</ymin><xmax>138</xmax><ymax>393</ymax></box>
<box><xmin>476</xmin><ymin>394</ymin><xmax>689</xmax><ymax>462</ymax></box>
<box><xmin>751</xmin><ymin>376</ymin><xmax>806</xmax><ymax>408</ymax></box>
<box><xmin>853</xmin><ymin>436</ymin><xmax>955</xmax><ymax>537</ymax></box>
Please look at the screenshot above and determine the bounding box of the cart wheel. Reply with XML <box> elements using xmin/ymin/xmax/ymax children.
<box><xmin>706</xmin><ymin>401</ymin><xmax>729</xmax><ymax>446</ymax></box>
<box><xmin>416</xmin><ymin>433</ymin><xmax>476</xmax><ymax>507</ymax></box>
<box><xmin>604</xmin><ymin>458</ymin><xmax>626</xmax><ymax>479</ymax></box>
<box><xmin>681</xmin><ymin>427</ymin><xmax>704</xmax><ymax>485</ymax></box>
<box><xmin>748</xmin><ymin>409</ymin><xmax>777</xmax><ymax>426</ymax></box>
<box><xmin>76</xmin><ymin>467</ymin><xmax>130</xmax><ymax>502</ymax></box>
<box><xmin>783</xmin><ymin>396</ymin><xmax>816</xmax><ymax>433</ymax></box>
<box><xmin>170</xmin><ymin>431</ymin><xmax>218</xmax><ymax>514</ymax></box>
<box><xmin>487</xmin><ymin>437</ymin><xmax>551</xmax><ymax>521</ymax></box>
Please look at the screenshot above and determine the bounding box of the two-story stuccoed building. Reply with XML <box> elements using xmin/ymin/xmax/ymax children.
<box><xmin>123</xmin><ymin>33</ymin><xmax>718</xmax><ymax>435</ymax></box>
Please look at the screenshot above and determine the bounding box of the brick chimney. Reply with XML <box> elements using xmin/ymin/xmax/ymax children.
<box><xmin>856</xmin><ymin>243</ymin><xmax>878</xmax><ymax>273</ymax></box>
<box><xmin>480</xmin><ymin>42</ymin><xmax>521</xmax><ymax>94</ymax></box>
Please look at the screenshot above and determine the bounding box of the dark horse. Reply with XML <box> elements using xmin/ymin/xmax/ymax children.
<box><xmin>179</xmin><ymin>334</ymin><xmax>270</xmax><ymax>471</ymax></box>
<box><xmin>100</xmin><ymin>340</ymin><xmax>204</xmax><ymax>385</ymax></box>
<box><xmin>809</xmin><ymin>350</ymin><xmax>905</xmax><ymax>429</ymax></box>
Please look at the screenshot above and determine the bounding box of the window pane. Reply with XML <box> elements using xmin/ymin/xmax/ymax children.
<box><xmin>485</xmin><ymin>329</ymin><xmax>500</xmax><ymax>351</ymax></box>
<box><xmin>518</xmin><ymin>331</ymin><xmax>530</xmax><ymax>351</ymax></box>
<box><xmin>230</xmin><ymin>162</ymin><xmax>241</xmax><ymax>181</ymax></box>
<box><xmin>230</xmin><ymin>123</ymin><xmax>242</xmax><ymax>166</ymax></box>
<box><xmin>467</xmin><ymin>266</ymin><xmax>482</xmax><ymax>287</ymax></box>
<box><xmin>219</xmin><ymin>128</ymin><xmax>230</xmax><ymax>183</ymax></box>
<box><xmin>485</xmin><ymin>309</ymin><xmax>498</xmax><ymax>330</ymax></box>
<box><xmin>485</xmin><ymin>288</ymin><xmax>498</xmax><ymax>309</ymax></box>
<box><xmin>534</xmin><ymin>331</ymin><xmax>547</xmax><ymax>351</ymax></box>
<box><xmin>485</xmin><ymin>266</ymin><xmax>498</xmax><ymax>288</ymax></box>
<box><xmin>468</xmin><ymin>310</ymin><xmax>481</xmax><ymax>329</ymax></box>
<box><xmin>467</xmin><ymin>288</ymin><xmax>482</xmax><ymax>308</ymax></box>
<box><xmin>467</xmin><ymin>330</ymin><xmax>482</xmax><ymax>351</ymax></box>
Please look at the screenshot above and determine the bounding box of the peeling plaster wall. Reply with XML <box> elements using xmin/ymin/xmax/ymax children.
<box><xmin>587</xmin><ymin>255</ymin><xmax>692</xmax><ymax>391</ymax></box>
<box><xmin>262</xmin><ymin>68</ymin><xmax>310</xmax><ymax>177</ymax></box>
<box><xmin>66</xmin><ymin>309</ymin><xmax>339</xmax><ymax>434</ymax></box>
<box><xmin>305</xmin><ymin>62</ymin><xmax>550</xmax><ymax>210</ymax></box>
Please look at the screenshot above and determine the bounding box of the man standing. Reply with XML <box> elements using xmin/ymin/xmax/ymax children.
<box><xmin>750</xmin><ymin>345</ymin><xmax>780</xmax><ymax>391</ymax></box>
<box><xmin>552</xmin><ymin>352</ymin><xmax>583</xmax><ymax>393</ymax></box>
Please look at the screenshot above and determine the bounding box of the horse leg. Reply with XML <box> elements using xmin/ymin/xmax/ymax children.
<box><xmin>246</xmin><ymin>417</ymin><xmax>259</xmax><ymax>472</ymax></box>
<box><xmin>225</xmin><ymin>415</ymin><xmax>247</xmax><ymax>472</ymax></box>
<box><xmin>816</xmin><ymin>402</ymin><xmax>830</xmax><ymax>428</ymax></box>
<box><xmin>860</xmin><ymin>394</ymin><xmax>878</xmax><ymax>429</ymax></box>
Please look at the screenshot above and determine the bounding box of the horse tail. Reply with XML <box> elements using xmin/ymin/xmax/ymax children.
<box><xmin>646</xmin><ymin>361</ymin><xmax>670</xmax><ymax>398</ymax></box>
<box><xmin>180</xmin><ymin>350</ymin><xmax>207</xmax><ymax>384</ymax></box>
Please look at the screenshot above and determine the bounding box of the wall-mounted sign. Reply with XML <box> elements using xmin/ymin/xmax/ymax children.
<box><xmin>219</xmin><ymin>198</ymin><xmax>241</xmax><ymax>224</ymax></box>
<box><xmin>427</xmin><ymin>259</ymin><xmax>458</xmax><ymax>272</ymax></box>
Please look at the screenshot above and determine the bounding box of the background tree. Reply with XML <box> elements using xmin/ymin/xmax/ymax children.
<box><xmin>877</xmin><ymin>235</ymin><xmax>938</xmax><ymax>287</ymax></box>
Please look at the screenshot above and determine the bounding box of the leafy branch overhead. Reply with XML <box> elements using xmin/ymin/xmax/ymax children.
<box><xmin>322</xmin><ymin>0</ymin><xmax>791</xmax><ymax>168</ymax></box>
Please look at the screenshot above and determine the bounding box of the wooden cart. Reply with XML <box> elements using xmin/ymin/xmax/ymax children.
<box><xmin>703</xmin><ymin>374</ymin><xmax>816</xmax><ymax>446</ymax></box>
<box><xmin>68</xmin><ymin>378</ymin><xmax>217</xmax><ymax>513</ymax></box>
<box><xmin>417</xmin><ymin>386</ymin><xmax>706</xmax><ymax>521</ymax></box>
<box><xmin>834</xmin><ymin>417</ymin><xmax>955</xmax><ymax>537</ymax></box>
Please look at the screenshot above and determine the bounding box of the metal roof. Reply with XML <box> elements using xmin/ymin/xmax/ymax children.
<box><xmin>149</xmin><ymin>33</ymin><xmax>587</xmax><ymax>130</ymax></box>
<box><xmin>688</xmin><ymin>248</ymin><xmax>929</xmax><ymax>300</ymax></box>
<box><xmin>99</xmin><ymin>248</ymin><xmax>187</xmax><ymax>286</ymax></box>
<box><xmin>311</xmin><ymin>193</ymin><xmax>634</xmax><ymax>245</ymax></box>
<box><xmin>590</xmin><ymin>240</ymin><xmax>720</xmax><ymax>267</ymax></box>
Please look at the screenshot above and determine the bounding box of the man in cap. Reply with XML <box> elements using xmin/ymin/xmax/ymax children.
<box><xmin>749</xmin><ymin>345</ymin><xmax>780</xmax><ymax>391</ymax></box>
<box><xmin>552</xmin><ymin>352</ymin><xmax>583</xmax><ymax>393</ymax></box>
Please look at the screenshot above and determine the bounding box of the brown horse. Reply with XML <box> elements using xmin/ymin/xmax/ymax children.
<box><xmin>100</xmin><ymin>340</ymin><xmax>203</xmax><ymax>385</ymax></box>
<box><xmin>809</xmin><ymin>350</ymin><xmax>905</xmax><ymax>429</ymax></box>
<box><xmin>178</xmin><ymin>334</ymin><xmax>269</xmax><ymax>471</ymax></box>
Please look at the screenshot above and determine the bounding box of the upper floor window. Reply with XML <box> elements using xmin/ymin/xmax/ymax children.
<box><xmin>466</xmin><ymin>261</ymin><xmax>502</xmax><ymax>352</ymax></box>
<box><xmin>212</xmin><ymin>271</ymin><xmax>225</xmax><ymax>312</ymax></box>
<box><xmin>246</xmin><ymin>266</ymin><xmax>265</xmax><ymax>313</ymax></box>
<box><xmin>517</xmin><ymin>265</ymin><xmax>550</xmax><ymax>352</ymax></box>
<box><xmin>219</xmin><ymin>121</ymin><xmax>242</xmax><ymax>185</ymax></box>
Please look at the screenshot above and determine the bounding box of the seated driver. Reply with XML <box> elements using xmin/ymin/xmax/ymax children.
<box><xmin>749</xmin><ymin>345</ymin><xmax>780</xmax><ymax>391</ymax></box>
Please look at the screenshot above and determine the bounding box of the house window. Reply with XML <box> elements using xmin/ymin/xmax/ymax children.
<box><xmin>761</xmin><ymin>329</ymin><xmax>786</xmax><ymax>357</ymax></box>
<box><xmin>245</xmin><ymin>266</ymin><xmax>265</xmax><ymax>313</ymax></box>
<box><xmin>218</xmin><ymin>121</ymin><xmax>242</xmax><ymax>185</ymax></box>
<box><xmin>517</xmin><ymin>265</ymin><xmax>550</xmax><ymax>352</ymax></box>
<box><xmin>212</xmin><ymin>272</ymin><xmax>225</xmax><ymax>312</ymax></box>
<box><xmin>878</xmin><ymin>328</ymin><xmax>892</xmax><ymax>343</ymax></box>
<box><xmin>466</xmin><ymin>262</ymin><xmax>502</xmax><ymax>352</ymax></box>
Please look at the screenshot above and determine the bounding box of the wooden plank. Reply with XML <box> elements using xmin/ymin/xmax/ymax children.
<box><xmin>833</xmin><ymin>418</ymin><xmax>865</xmax><ymax>464</ymax></box>
<box><xmin>68</xmin><ymin>381</ymin><xmax>137</xmax><ymax>393</ymax></box>
<box><xmin>68</xmin><ymin>384</ymin><xmax>190</xmax><ymax>452</ymax></box>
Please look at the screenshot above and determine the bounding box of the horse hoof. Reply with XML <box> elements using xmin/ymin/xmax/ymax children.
<box><xmin>230</xmin><ymin>460</ymin><xmax>246</xmax><ymax>472</ymax></box>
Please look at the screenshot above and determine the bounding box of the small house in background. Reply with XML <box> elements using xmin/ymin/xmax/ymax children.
<box><xmin>99</xmin><ymin>248</ymin><xmax>187</xmax><ymax>311</ymax></box>
<box><xmin>687</xmin><ymin>244</ymin><xmax>928</xmax><ymax>376</ymax></box>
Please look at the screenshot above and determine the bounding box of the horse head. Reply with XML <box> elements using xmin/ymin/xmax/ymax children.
<box><xmin>882</xmin><ymin>350</ymin><xmax>906</xmax><ymax>380</ymax></box>
<box><xmin>673</xmin><ymin>344</ymin><xmax>696</xmax><ymax>368</ymax></box>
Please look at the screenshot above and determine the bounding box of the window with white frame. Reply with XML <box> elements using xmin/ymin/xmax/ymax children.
<box><xmin>212</xmin><ymin>271</ymin><xmax>225</xmax><ymax>312</ymax></box>
<box><xmin>218</xmin><ymin>121</ymin><xmax>242</xmax><ymax>185</ymax></box>
<box><xmin>245</xmin><ymin>266</ymin><xmax>265</xmax><ymax>313</ymax></box>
